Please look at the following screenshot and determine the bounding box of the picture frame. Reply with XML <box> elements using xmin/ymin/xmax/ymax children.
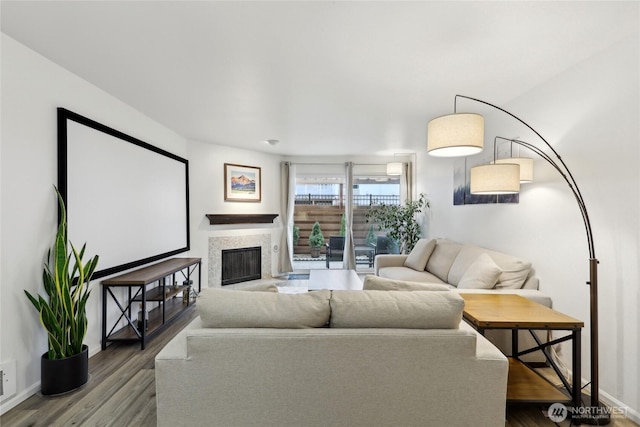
<box><xmin>224</xmin><ymin>163</ymin><xmax>261</xmax><ymax>202</ymax></box>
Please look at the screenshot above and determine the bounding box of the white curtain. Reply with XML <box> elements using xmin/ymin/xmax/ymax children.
<box><xmin>400</xmin><ymin>162</ymin><xmax>412</xmax><ymax>204</ymax></box>
<box><xmin>278</xmin><ymin>162</ymin><xmax>295</xmax><ymax>273</ymax></box>
<box><xmin>343</xmin><ymin>162</ymin><xmax>356</xmax><ymax>269</ymax></box>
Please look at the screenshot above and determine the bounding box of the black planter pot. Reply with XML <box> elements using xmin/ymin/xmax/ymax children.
<box><xmin>41</xmin><ymin>344</ymin><xmax>89</xmax><ymax>396</ymax></box>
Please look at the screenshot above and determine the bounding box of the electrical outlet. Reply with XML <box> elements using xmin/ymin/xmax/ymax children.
<box><xmin>0</xmin><ymin>360</ymin><xmax>16</xmax><ymax>400</ymax></box>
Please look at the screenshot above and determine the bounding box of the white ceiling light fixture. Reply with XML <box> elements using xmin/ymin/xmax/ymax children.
<box><xmin>386</xmin><ymin>162</ymin><xmax>403</xmax><ymax>176</ymax></box>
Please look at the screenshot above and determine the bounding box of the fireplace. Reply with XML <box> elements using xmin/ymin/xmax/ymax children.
<box><xmin>221</xmin><ymin>246</ymin><xmax>262</xmax><ymax>286</ymax></box>
<box><xmin>209</xmin><ymin>233</ymin><xmax>272</xmax><ymax>287</ymax></box>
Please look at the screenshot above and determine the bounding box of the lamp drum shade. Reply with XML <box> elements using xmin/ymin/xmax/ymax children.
<box><xmin>386</xmin><ymin>162</ymin><xmax>403</xmax><ymax>175</ymax></box>
<box><xmin>470</xmin><ymin>164</ymin><xmax>520</xmax><ymax>194</ymax></box>
<box><xmin>427</xmin><ymin>113</ymin><xmax>484</xmax><ymax>157</ymax></box>
<box><xmin>494</xmin><ymin>157</ymin><xmax>533</xmax><ymax>183</ymax></box>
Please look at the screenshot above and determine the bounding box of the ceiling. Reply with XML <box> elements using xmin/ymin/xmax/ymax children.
<box><xmin>1</xmin><ymin>1</ymin><xmax>637</xmax><ymax>156</ymax></box>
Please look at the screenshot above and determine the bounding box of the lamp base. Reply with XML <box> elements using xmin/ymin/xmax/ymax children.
<box><xmin>572</xmin><ymin>409</ymin><xmax>611</xmax><ymax>425</ymax></box>
<box><xmin>571</xmin><ymin>393</ymin><xmax>612</xmax><ymax>425</ymax></box>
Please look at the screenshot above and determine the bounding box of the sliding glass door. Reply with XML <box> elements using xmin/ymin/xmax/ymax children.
<box><xmin>291</xmin><ymin>163</ymin><xmax>402</xmax><ymax>271</ymax></box>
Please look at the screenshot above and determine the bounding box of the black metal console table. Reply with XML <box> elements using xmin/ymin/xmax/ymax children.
<box><xmin>101</xmin><ymin>257</ymin><xmax>201</xmax><ymax>350</ymax></box>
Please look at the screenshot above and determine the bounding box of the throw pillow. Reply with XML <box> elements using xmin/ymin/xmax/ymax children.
<box><xmin>403</xmin><ymin>238</ymin><xmax>436</xmax><ymax>271</ymax></box>
<box><xmin>457</xmin><ymin>253</ymin><xmax>502</xmax><ymax>289</ymax></box>
<box><xmin>329</xmin><ymin>290</ymin><xmax>463</xmax><ymax>329</ymax></box>
<box><xmin>363</xmin><ymin>275</ymin><xmax>451</xmax><ymax>292</ymax></box>
<box><xmin>494</xmin><ymin>262</ymin><xmax>532</xmax><ymax>289</ymax></box>
<box><xmin>197</xmin><ymin>288</ymin><xmax>331</xmax><ymax>328</ymax></box>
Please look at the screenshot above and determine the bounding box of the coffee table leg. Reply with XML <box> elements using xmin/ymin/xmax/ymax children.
<box><xmin>512</xmin><ymin>329</ymin><xmax>518</xmax><ymax>358</ymax></box>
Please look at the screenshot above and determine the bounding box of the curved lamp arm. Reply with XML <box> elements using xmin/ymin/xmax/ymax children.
<box><xmin>494</xmin><ymin>136</ymin><xmax>595</xmax><ymax>259</ymax></box>
<box><xmin>457</xmin><ymin>95</ymin><xmax>595</xmax><ymax>259</ymax></box>
<box><xmin>455</xmin><ymin>95</ymin><xmax>602</xmax><ymax>412</ymax></box>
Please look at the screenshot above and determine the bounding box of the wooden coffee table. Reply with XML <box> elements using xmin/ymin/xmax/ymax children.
<box><xmin>459</xmin><ymin>293</ymin><xmax>583</xmax><ymax>409</ymax></box>
<box><xmin>307</xmin><ymin>269</ymin><xmax>363</xmax><ymax>291</ymax></box>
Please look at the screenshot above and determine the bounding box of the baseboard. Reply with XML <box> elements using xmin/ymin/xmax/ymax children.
<box><xmin>547</xmin><ymin>346</ymin><xmax>638</xmax><ymax>423</ymax></box>
<box><xmin>0</xmin><ymin>346</ymin><xmax>102</xmax><ymax>417</ymax></box>
<box><xmin>596</xmin><ymin>387</ymin><xmax>640</xmax><ymax>424</ymax></box>
<box><xmin>0</xmin><ymin>381</ymin><xmax>40</xmax><ymax>416</ymax></box>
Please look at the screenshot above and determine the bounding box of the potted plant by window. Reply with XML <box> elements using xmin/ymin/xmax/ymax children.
<box><xmin>365</xmin><ymin>193</ymin><xmax>428</xmax><ymax>254</ymax></box>
<box><xmin>24</xmin><ymin>188</ymin><xmax>99</xmax><ymax>395</ymax></box>
<box><xmin>308</xmin><ymin>221</ymin><xmax>325</xmax><ymax>258</ymax></box>
<box><xmin>293</xmin><ymin>224</ymin><xmax>300</xmax><ymax>247</ymax></box>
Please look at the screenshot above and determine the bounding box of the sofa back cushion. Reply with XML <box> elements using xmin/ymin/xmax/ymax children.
<box><xmin>403</xmin><ymin>238</ymin><xmax>436</xmax><ymax>271</ymax></box>
<box><xmin>329</xmin><ymin>290</ymin><xmax>463</xmax><ymax>329</ymax></box>
<box><xmin>363</xmin><ymin>274</ymin><xmax>451</xmax><ymax>292</ymax></box>
<box><xmin>197</xmin><ymin>288</ymin><xmax>331</xmax><ymax>328</ymax></box>
<box><xmin>426</xmin><ymin>239</ymin><xmax>463</xmax><ymax>281</ymax></box>
<box><xmin>448</xmin><ymin>245</ymin><xmax>532</xmax><ymax>289</ymax></box>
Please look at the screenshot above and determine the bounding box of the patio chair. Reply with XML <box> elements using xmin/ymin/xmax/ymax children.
<box><xmin>325</xmin><ymin>236</ymin><xmax>345</xmax><ymax>268</ymax></box>
<box><xmin>372</xmin><ymin>236</ymin><xmax>400</xmax><ymax>255</ymax></box>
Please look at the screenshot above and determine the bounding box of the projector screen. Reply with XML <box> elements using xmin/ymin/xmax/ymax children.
<box><xmin>58</xmin><ymin>108</ymin><xmax>189</xmax><ymax>279</ymax></box>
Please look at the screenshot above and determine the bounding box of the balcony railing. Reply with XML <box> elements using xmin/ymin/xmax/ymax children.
<box><xmin>294</xmin><ymin>194</ymin><xmax>400</xmax><ymax>206</ymax></box>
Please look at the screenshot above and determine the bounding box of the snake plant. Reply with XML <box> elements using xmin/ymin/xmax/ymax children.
<box><xmin>25</xmin><ymin>188</ymin><xmax>99</xmax><ymax>360</ymax></box>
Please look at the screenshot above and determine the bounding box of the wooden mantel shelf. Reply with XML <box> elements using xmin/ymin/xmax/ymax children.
<box><xmin>206</xmin><ymin>214</ymin><xmax>279</xmax><ymax>225</ymax></box>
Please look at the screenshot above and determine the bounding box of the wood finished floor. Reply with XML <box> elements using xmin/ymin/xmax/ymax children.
<box><xmin>2</xmin><ymin>306</ymin><xmax>637</xmax><ymax>426</ymax></box>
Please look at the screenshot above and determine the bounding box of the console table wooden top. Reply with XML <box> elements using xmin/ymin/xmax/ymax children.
<box><xmin>102</xmin><ymin>257</ymin><xmax>202</xmax><ymax>286</ymax></box>
<box><xmin>459</xmin><ymin>293</ymin><xmax>583</xmax><ymax>329</ymax></box>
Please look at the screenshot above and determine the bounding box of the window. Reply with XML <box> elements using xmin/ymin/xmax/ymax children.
<box><xmin>291</xmin><ymin>163</ymin><xmax>402</xmax><ymax>270</ymax></box>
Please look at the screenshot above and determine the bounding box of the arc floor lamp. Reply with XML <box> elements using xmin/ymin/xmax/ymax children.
<box><xmin>427</xmin><ymin>95</ymin><xmax>607</xmax><ymax>424</ymax></box>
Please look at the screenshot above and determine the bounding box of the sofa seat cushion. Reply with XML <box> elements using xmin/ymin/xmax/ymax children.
<box><xmin>197</xmin><ymin>288</ymin><xmax>331</xmax><ymax>328</ymax></box>
<box><xmin>378</xmin><ymin>266</ymin><xmax>448</xmax><ymax>285</ymax></box>
<box><xmin>403</xmin><ymin>238</ymin><xmax>436</xmax><ymax>271</ymax></box>
<box><xmin>329</xmin><ymin>290</ymin><xmax>464</xmax><ymax>329</ymax></box>
<box><xmin>363</xmin><ymin>274</ymin><xmax>451</xmax><ymax>292</ymax></box>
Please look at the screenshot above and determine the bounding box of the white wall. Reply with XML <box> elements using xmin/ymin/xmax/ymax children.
<box><xmin>187</xmin><ymin>138</ymin><xmax>283</xmax><ymax>285</ymax></box>
<box><xmin>419</xmin><ymin>34</ymin><xmax>639</xmax><ymax>419</ymax></box>
<box><xmin>0</xmin><ymin>34</ymin><xmax>188</xmax><ymax>413</ymax></box>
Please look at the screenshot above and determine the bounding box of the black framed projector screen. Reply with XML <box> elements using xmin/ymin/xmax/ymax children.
<box><xmin>58</xmin><ymin>108</ymin><xmax>189</xmax><ymax>279</ymax></box>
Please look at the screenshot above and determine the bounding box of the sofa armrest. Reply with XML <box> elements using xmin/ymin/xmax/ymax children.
<box><xmin>156</xmin><ymin>317</ymin><xmax>202</xmax><ymax>361</ymax></box>
<box><xmin>459</xmin><ymin>321</ymin><xmax>509</xmax><ymax>361</ymax></box>
<box><xmin>374</xmin><ymin>254</ymin><xmax>408</xmax><ymax>275</ymax></box>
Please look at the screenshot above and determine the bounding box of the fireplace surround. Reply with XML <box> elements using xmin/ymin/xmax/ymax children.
<box><xmin>209</xmin><ymin>234</ymin><xmax>272</xmax><ymax>287</ymax></box>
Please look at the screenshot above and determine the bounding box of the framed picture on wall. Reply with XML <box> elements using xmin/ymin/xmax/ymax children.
<box><xmin>224</xmin><ymin>163</ymin><xmax>261</xmax><ymax>202</ymax></box>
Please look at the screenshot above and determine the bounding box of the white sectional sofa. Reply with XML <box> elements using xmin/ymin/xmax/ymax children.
<box><xmin>374</xmin><ymin>238</ymin><xmax>551</xmax><ymax>360</ymax></box>
<box><xmin>156</xmin><ymin>287</ymin><xmax>508</xmax><ymax>427</ymax></box>
<box><xmin>375</xmin><ymin>238</ymin><xmax>549</xmax><ymax>305</ymax></box>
